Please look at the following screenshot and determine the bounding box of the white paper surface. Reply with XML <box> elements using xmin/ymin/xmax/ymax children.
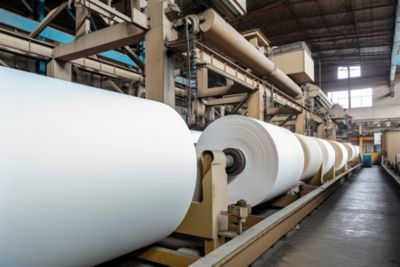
<box><xmin>315</xmin><ymin>138</ymin><xmax>335</xmax><ymax>177</ymax></box>
<box><xmin>353</xmin><ymin>145</ymin><xmax>361</xmax><ymax>158</ymax></box>
<box><xmin>328</xmin><ymin>141</ymin><xmax>348</xmax><ymax>170</ymax></box>
<box><xmin>0</xmin><ymin>67</ymin><xmax>197</xmax><ymax>267</ymax></box>
<box><xmin>343</xmin><ymin>143</ymin><xmax>356</xmax><ymax>161</ymax></box>
<box><xmin>196</xmin><ymin>115</ymin><xmax>304</xmax><ymax>206</ymax></box>
<box><xmin>295</xmin><ymin>134</ymin><xmax>323</xmax><ymax>180</ymax></box>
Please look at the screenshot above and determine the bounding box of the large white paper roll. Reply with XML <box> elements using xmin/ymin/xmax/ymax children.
<box><xmin>353</xmin><ymin>145</ymin><xmax>360</xmax><ymax>158</ymax></box>
<box><xmin>343</xmin><ymin>143</ymin><xmax>356</xmax><ymax>161</ymax></box>
<box><xmin>196</xmin><ymin>115</ymin><xmax>304</xmax><ymax>206</ymax></box>
<box><xmin>295</xmin><ymin>134</ymin><xmax>323</xmax><ymax>180</ymax></box>
<box><xmin>0</xmin><ymin>67</ymin><xmax>197</xmax><ymax>267</ymax></box>
<box><xmin>314</xmin><ymin>138</ymin><xmax>335</xmax><ymax>177</ymax></box>
<box><xmin>328</xmin><ymin>141</ymin><xmax>348</xmax><ymax>170</ymax></box>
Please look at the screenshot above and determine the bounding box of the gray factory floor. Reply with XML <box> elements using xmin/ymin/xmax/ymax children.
<box><xmin>253</xmin><ymin>166</ymin><xmax>400</xmax><ymax>267</ymax></box>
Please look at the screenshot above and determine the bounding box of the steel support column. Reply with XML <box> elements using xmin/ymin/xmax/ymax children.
<box><xmin>247</xmin><ymin>88</ymin><xmax>265</xmax><ymax>120</ymax></box>
<box><xmin>30</xmin><ymin>1</ymin><xmax>68</xmax><ymax>38</ymax></box>
<box><xmin>145</xmin><ymin>0</ymin><xmax>177</xmax><ymax>107</ymax></box>
<box><xmin>75</xmin><ymin>4</ymin><xmax>90</xmax><ymax>38</ymax></box>
<box><xmin>47</xmin><ymin>59</ymin><xmax>72</xmax><ymax>81</ymax></box>
<box><xmin>34</xmin><ymin>0</ymin><xmax>46</xmax><ymax>75</ymax></box>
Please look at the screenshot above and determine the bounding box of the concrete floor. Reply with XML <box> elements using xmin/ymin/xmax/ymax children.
<box><xmin>253</xmin><ymin>166</ymin><xmax>400</xmax><ymax>267</ymax></box>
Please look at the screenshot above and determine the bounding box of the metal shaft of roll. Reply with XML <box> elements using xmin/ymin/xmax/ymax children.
<box><xmin>198</xmin><ymin>9</ymin><xmax>303</xmax><ymax>99</ymax></box>
<box><xmin>226</xmin><ymin>154</ymin><xmax>235</xmax><ymax>168</ymax></box>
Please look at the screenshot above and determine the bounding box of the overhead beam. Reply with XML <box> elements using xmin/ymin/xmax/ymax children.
<box><xmin>0</xmin><ymin>28</ymin><xmax>142</xmax><ymax>82</ymax></box>
<box><xmin>97</xmin><ymin>14</ymin><xmax>145</xmax><ymax>72</ymax></box>
<box><xmin>72</xmin><ymin>0</ymin><xmax>147</xmax><ymax>30</ymax></box>
<box><xmin>53</xmin><ymin>22</ymin><xmax>145</xmax><ymax>61</ymax></box>
<box><xmin>270</xmin><ymin>19</ymin><xmax>394</xmax><ymax>44</ymax></box>
<box><xmin>230</xmin><ymin>94</ymin><xmax>250</xmax><ymax>114</ymax></box>
<box><xmin>123</xmin><ymin>45</ymin><xmax>145</xmax><ymax>72</ymax></box>
<box><xmin>0</xmin><ymin>7</ymin><xmax>138</xmax><ymax>67</ymax></box>
<box><xmin>232</xmin><ymin>2</ymin><xmax>394</xmax><ymax>27</ymax></box>
<box><xmin>75</xmin><ymin>4</ymin><xmax>90</xmax><ymax>38</ymax></box>
<box><xmin>205</xmin><ymin>94</ymin><xmax>248</xmax><ymax>105</ymax></box>
<box><xmin>279</xmin><ymin>113</ymin><xmax>297</xmax><ymax>127</ymax></box>
<box><xmin>103</xmin><ymin>78</ymin><xmax>125</xmax><ymax>94</ymax></box>
<box><xmin>198</xmin><ymin>85</ymin><xmax>249</xmax><ymax>97</ymax></box>
<box><xmin>20</xmin><ymin>0</ymin><xmax>34</xmax><ymax>13</ymax></box>
<box><xmin>314</xmin><ymin>44</ymin><xmax>391</xmax><ymax>53</ymax></box>
<box><xmin>0</xmin><ymin>58</ymin><xmax>10</xmax><ymax>67</ymax></box>
<box><xmin>29</xmin><ymin>1</ymin><xmax>68</xmax><ymax>38</ymax></box>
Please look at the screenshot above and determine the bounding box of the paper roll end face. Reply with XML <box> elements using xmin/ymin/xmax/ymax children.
<box><xmin>315</xmin><ymin>138</ymin><xmax>335</xmax><ymax>175</ymax></box>
<box><xmin>0</xmin><ymin>67</ymin><xmax>199</xmax><ymax>267</ymax></box>
<box><xmin>197</xmin><ymin>115</ymin><xmax>303</xmax><ymax>206</ymax></box>
<box><xmin>295</xmin><ymin>135</ymin><xmax>323</xmax><ymax>180</ymax></box>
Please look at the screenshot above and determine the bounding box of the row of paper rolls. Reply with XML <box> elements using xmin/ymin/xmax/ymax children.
<box><xmin>194</xmin><ymin>115</ymin><xmax>361</xmax><ymax>206</ymax></box>
<box><xmin>1</xmin><ymin>67</ymin><xmax>361</xmax><ymax>267</ymax></box>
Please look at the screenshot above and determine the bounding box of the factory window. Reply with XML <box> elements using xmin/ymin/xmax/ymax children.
<box><xmin>337</xmin><ymin>65</ymin><xmax>361</xmax><ymax>79</ymax></box>
<box><xmin>327</xmin><ymin>90</ymin><xmax>349</xmax><ymax>108</ymax></box>
<box><xmin>337</xmin><ymin>67</ymin><xmax>349</xmax><ymax>79</ymax></box>
<box><xmin>350</xmin><ymin>88</ymin><xmax>372</xmax><ymax>108</ymax></box>
<box><xmin>349</xmin><ymin>65</ymin><xmax>361</xmax><ymax>78</ymax></box>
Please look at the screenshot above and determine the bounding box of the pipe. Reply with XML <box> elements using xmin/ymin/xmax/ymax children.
<box><xmin>198</xmin><ymin>9</ymin><xmax>303</xmax><ymax>99</ymax></box>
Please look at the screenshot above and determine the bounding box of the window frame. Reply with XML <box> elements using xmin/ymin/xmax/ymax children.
<box><xmin>327</xmin><ymin>90</ymin><xmax>350</xmax><ymax>109</ymax></box>
<box><xmin>337</xmin><ymin>66</ymin><xmax>349</xmax><ymax>80</ymax></box>
<box><xmin>349</xmin><ymin>65</ymin><xmax>361</xmax><ymax>78</ymax></box>
<box><xmin>350</xmin><ymin>88</ymin><xmax>372</xmax><ymax>108</ymax></box>
<box><xmin>337</xmin><ymin>65</ymin><xmax>361</xmax><ymax>80</ymax></box>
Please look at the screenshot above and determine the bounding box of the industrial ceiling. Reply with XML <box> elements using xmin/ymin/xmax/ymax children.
<box><xmin>181</xmin><ymin>0</ymin><xmax>397</xmax><ymax>90</ymax></box>
<box><xmin>1</xmin><ymin>0</ymin><xmax>397</xmax><ymax>90</ymax></box>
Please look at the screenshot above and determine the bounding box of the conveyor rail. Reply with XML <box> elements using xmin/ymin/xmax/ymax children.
<box><xmin>190</xmin><ymin>164</ymin><xmax>362</xmax><ymax>267</ymax></box>
<box><xmin>381</xmin><ymin>164</ymin><xmax>400</xmax><ymax>186</ymax></box>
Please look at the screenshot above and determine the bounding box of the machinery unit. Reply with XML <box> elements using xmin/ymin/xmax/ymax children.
<box><xmin>303</xmin><ymin>83</ymin><xmax>332</xmax><ymax>113</ymax></box>
<box><xmin>382</xmin><ymin>130</ymin><xmax>400</xmax><ymax>168</ymax></box>
<box><xmin>358</xmin><ymin>135</ymin><xmax>381</xmax><ymax>165</ymax></box>
<box><xmin>272</xmin><ymin>42</ymin><xmax>315</xmax><ymax>84</ymax></box>
<box><xmin>241</xmin><ymin>29</ymin><xmax>273</xmax><ymax>58</ymax></box>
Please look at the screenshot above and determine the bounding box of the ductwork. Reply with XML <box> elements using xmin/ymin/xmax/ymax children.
<box><xmin>197</xmin><ymin>9</ymin><xmax>303</xmax><ymax>99</ymax></box>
